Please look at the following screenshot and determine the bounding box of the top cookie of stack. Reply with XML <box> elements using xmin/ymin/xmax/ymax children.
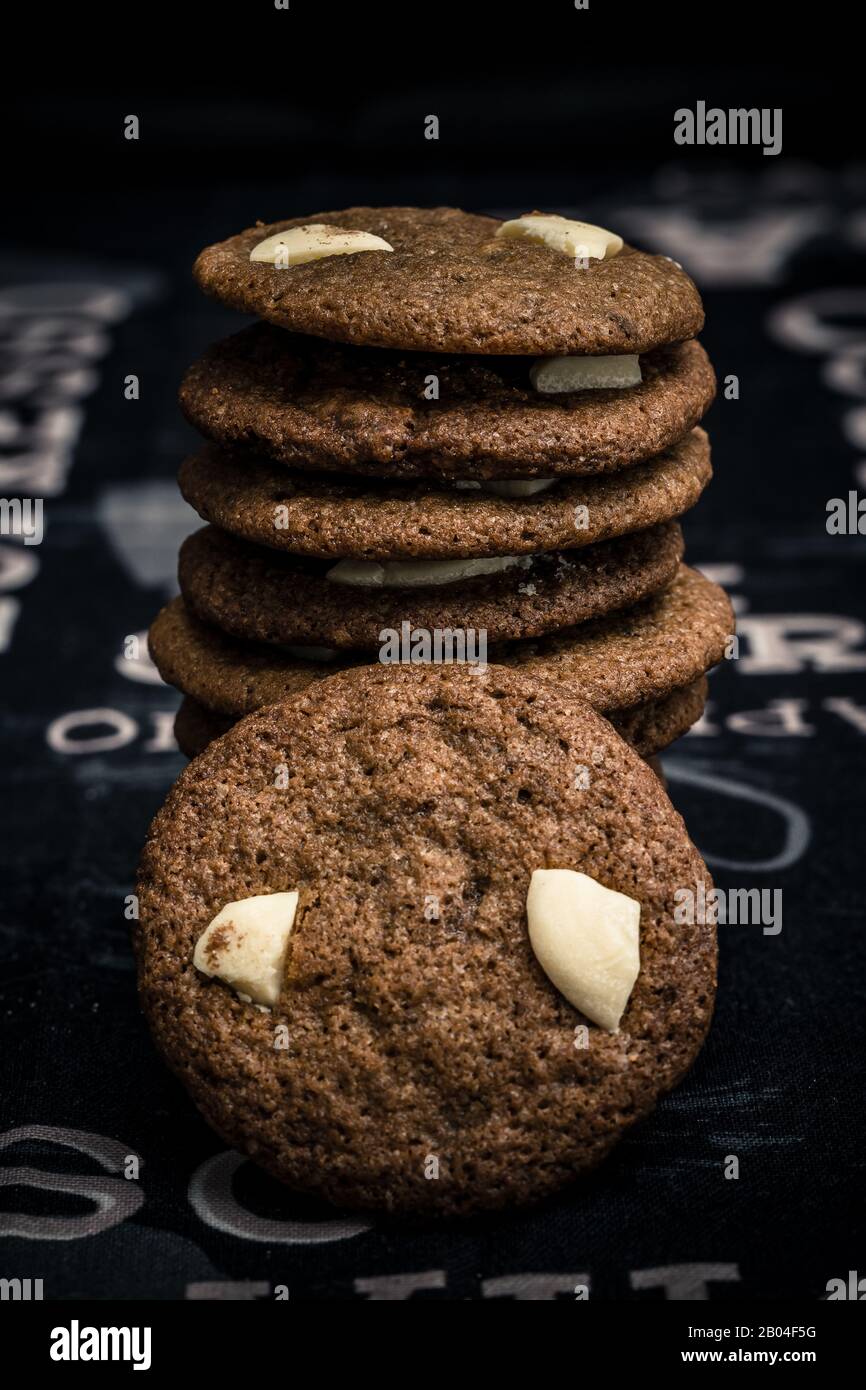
<box><xmin>155</xmin><ymin>206</ymin><xmax>730</xmax><ymax>757</ymax></box>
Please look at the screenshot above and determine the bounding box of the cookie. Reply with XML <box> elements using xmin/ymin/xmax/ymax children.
<box><xmin>644</xmin><ymin>754</ymin><xmax>665</xmax><ymax>786</ymax></box>
<box><xmin>610</xmin><ymin>676</ymin><xmax>706</xmax><ymax>755</ymax></box>
<box><xmin>509</xmin><ymin>563</ymin><xmax>733</xmax><ymax>712</ymax></box>
<box><xmin>172</xmin><ymin>677</ymin><xmax>706</xmax><ymax>762</ymax></box>
<box><xmin>178</xmin><ymin>428</ymin><xmax>711</xmax><ymax>561</ymax></box>
<box><xmin>192</xmin><ymin>207</ymin><xmax>704</xmax><ymax>355</ymax></box>
<box><xmin>179</xmin><ymin>324</ymin><xmax>715</xmax><ymax>479</ymax></box>
<box><xmin>178</xmin><ymin>520</ymin><xmax>684</xmax><ymax>650</ymax></box>
<box><xmin>150</xmin><ymin>596</ymin><xmax>355</xmax><ymax>715</ymax></box>
<box><xmin>136</xmin><ymin>663</ymin><xmax>716</xmax><ymax>1215</ymax></box>
<box><xmin>151</xmin><ymin>565</ymin><xmax>730</xmax><ymax>718</ymax></box>
<box><xmin>173</xmin><ymin>695</ymin><xmax>234</xmax><ymax>758</ymax></box>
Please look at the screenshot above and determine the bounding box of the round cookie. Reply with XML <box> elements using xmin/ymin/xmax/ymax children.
<box><xmin>136</xmin><ymin>663</ymin><xmax>717</xmax><ymax>1215</ymax></box>
<box><xmin>510</xmin><ymin>564</ymin><xmax>733</xmax><ymax>711</ymax></box>
<box><xmin>172</xmin><ymin>677</ymin><xmax>707</xmax><ymax>762</ymax></box>
<box><xmin>173</xmin><ymin>695</ymin><xmax>234</xmax><ymax>758</ymax></box>
<box><xmin>644</xmin><ymin>754</ymin><xmax>665</xmax><ymax>787</ymax></box>
<box><xmin>178</xmin><ymin>429</ymin><xmax>711</xmax><ymax>561</ymax></box>
<box><xmin>178</xmin><ymin>520</ymin><xmax>684</xmax><ymax>650</ymax></box>
<box><xmin>150</xmin><ymin>597</ymin><xmax>356</xmax><ymax>715</ymax></box>
<box><xmin>150</xmin><ymin>565</ymin><xmax>731</xmax><ymax>717</ymax></box>
<box><xmin>192</xmin><ymin>207</ymin><xmax>704</xmax><ymax>355</ymax></box>
<box><xmin>610</xmin><ymin>676</ymin><xmax>707</xmax><ymax>754</ymax></box>
<box><xmin>179</xmin><ymin>324</ymin><xmax>715</xmax><ymax>479</ymax></box>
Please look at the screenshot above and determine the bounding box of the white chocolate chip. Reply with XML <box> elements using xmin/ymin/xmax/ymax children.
<box><xmin>250</xmin><ymin>224</ymin><xmax>393</xmax><ymax>266</ymax></box>
<box><xmin>453</xmin><ymin>477</ymin><xmax>556</xmax><ymax>497</ymax></box>
<box><xmin>193</xmin><ymin>891</ymin><xmax>299</xmax><ymax>1008</ymax></box>
<box><xmin>482</xmin><ymin>478</ymin><xmax>557</xmax><ymax>497</ymax></box>
<box><xmin>285</xmin><ymin>644</ymin><xmax>340</xmax><ymax>662</ymax></box>
<box><xmin>453</xmin><ymin>478</ymin><xmax>556</xmax><ymax>500</ymax></box>
<box><xmin>526</xmin><ymin>870</ymin><xmax>640</xmax><ymax>1031</ymax></box>
<box><xmin>325</xmin><ymin>555</ymin><xmax>531</xmax><ymax>588</ymax></box>
<box><xmin>496</xmin><ymin>214</ymin><xmax>623</xmax><ymax>261</ymax></box>
<box><xmin>530</xmin><ymin>355</ymin><xmax>642</xmax><ymax>394</ymax></box>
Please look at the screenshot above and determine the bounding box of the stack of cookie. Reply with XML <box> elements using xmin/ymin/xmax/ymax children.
<box><xmin>150</xmin><ymin>207</ymin><xmax>733</xmax><ymax>761</ymax></box>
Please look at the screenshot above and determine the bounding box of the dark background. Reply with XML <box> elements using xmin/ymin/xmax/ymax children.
<box><xmin>1</xmin><ymin>4</ymin><xmax>864</xmax><ymax>1301</ymax></box>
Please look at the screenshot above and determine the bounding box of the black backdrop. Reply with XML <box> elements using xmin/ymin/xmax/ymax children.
<box><xmin>1</xmin><ymin>7</ymin><xmax>864</xmax><ymax>1301</ymax></box>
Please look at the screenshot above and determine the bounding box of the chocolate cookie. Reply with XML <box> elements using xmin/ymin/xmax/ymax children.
<box><xmin>178</xmin><ymin>520</ymin><xmax>684</xmax><ymax>650</ymax></box>
<box><xmin>173</xmin><ymin>695</ymin><xmax>234</xmax><ymax>758</ymax></box>
<box><xmin>510</xmin><ymin>563</ymin><xmax>733</xmax><ymax>711</ymax></box>
<box><xmin>172</xmin><ymin>677</ymin><xmax>706</xmax><ymax>762</ymax></box>
<box><xmin>150</xmin><ymin>596</ymin><xmax>355</xmax><ymax>715</ymax></box>
<box><xmin>610</xmin><ymin>676</ymin><xmax>707</xmax><ymax>755</ymax></box>
<box><xmin>192</xmin><ymin>207</ymin><xmax>704</xmax><ymax>355</ymax></box>
<box><xmin>178</xmin><ymin>429</ymin><xmax>710</xmax><ymax>561</ymax></box>
<box><xmin>644</xmin><ymin>754</ymin><xmax>665</xmax><ymax>786</ymax></box>
<box><xmin>151</xmin><ymin>565</ymin><xmax>730</xmax><ymax>717</ymax></box>
<box><xmin>136</xmin><ymin>663</ymin><xmax>716</xmax><ymax>1215</ymax></box>
<box><xmin>180</xmin><ymin>324</ymin><xmax>715</xmax><ymax>479</ymax></box>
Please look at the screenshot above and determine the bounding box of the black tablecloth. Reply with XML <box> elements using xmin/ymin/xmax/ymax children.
<box><xmin>1</xmin><ymin>161</ymin><xmax>865</xmax><ymax>1300</ymax></box>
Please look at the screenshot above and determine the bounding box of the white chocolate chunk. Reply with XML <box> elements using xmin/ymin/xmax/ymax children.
<box><xmin>483</xmin><ymin>478</ymin><xmax>557</xmax><ymax>497</ymax></box>
<box><xmin>286</xmin><ymin>644</ymin><xmax>340</xmax><ymax>662</ymax></box>
<box><xmin>530</xmin><ymin>354</ymin><xmax>642</xmax><ymax>394</ymax></box>
<box><xmin>326</xmin><ymin>555</ymin><xmax>531</xmax><ymax>588</ymax></box>
<box><xmin>250</xmin><ymin>224</ymin><xmax>393</xmax><ymax>266</ymax></box>
<box><xmin>526</xmin><ymin>870</ymin><xmax>640</xmax><ymax>1031</ymax></box>
<box><xmin>496</xmin><ymin>214</ymin><xmax>623</xmax><ymax>262</ymax></box>
<box><xmin>193</xmin><ymin>891</ymin><xmax>299</xmax><ymax>1008</ymax></box>
<box><xmin>453</xmin><ymin>478</ymin><xmax>557</xmax><ymax>497</ymax></box>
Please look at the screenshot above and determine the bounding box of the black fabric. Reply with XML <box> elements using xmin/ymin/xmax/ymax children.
<box><xmin>1</xmin><ymin>86</ymin><xmax>865</xmax><ymax>1300</ymax></box>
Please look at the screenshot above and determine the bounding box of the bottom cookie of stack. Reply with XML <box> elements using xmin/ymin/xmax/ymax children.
<box><xmin>136</xmin><ymin>663</ymin><xmax>718</xmax><ymax>1215</ymax></box>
